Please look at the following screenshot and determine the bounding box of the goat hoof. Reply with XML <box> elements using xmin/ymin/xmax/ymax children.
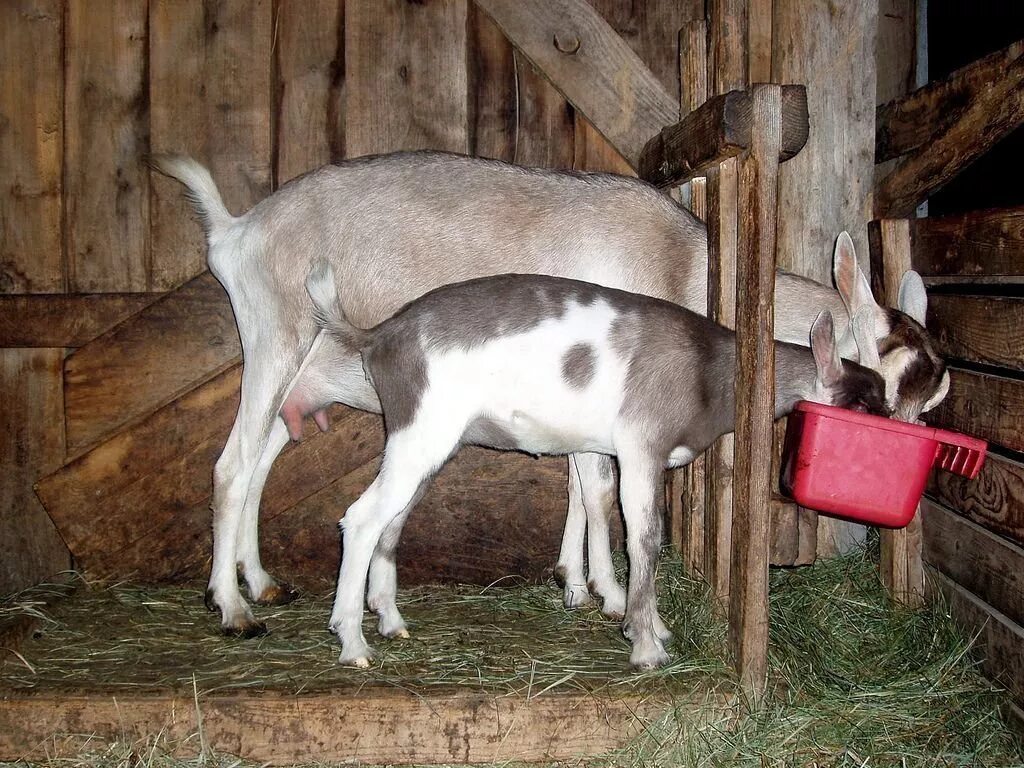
<box><xmin>393</xmin><ymin>628</ymin><xmax>410</xmax><ymax>640</ymax></box>
<box><xmin>255</xmin><ymin>582</ymin><xmax>300</xmax><ymax>606</ymax></box>
<box><xmin>223</xmin><ymin>620</ymin><xmax>268</xmax><ymax>639</ymax></box>
<box><xmin>339</xmin><ymin>650</ymin><xmax>375</xmax><ymax>668</ymax></box>
<box><xmin>204</xmin><ymin>589</ymin><xmax>218</xmax><ymax>613</ymax></box>
<box><xmin>552</xmin><ymin>565</ymin><xmax>568</xmax><ymax>589</ymax></box>
<box><xmin>563</xmin><ymin>586</ymin><xmax>593</xmax><ymax>610</ymax></box>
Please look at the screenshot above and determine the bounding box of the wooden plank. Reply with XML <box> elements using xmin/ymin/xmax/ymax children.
<box><xmin>904</xmin><ymin>206</ymin><xmax>1024</xmax><ymax>279</ymax></box>
<box><xmin>63</xmin><ymin>272</ymin><xmax>239</xmax><ymax>456</ymax></box>
<box><xmin>638</xmin><ymin>86</ymin><xmax>809</xmax><ymax>188</ymax></box>
<box><xmin>704</xmin><ymin>160</ymin><xmax>739</xmax><ymax>604</ymax></box>
<box><xmin>875</xmin><ymin>41</ymin><xmax>1024</xmax><ymax>217</ymax></box>
<box><xmin>0</xmin><ymin>349</ymin><xmax>70</xmax><ymax>596</ymax></box>
<box><xmin>0</xmin><ymin>293</ymin><xmax>158</xmax><ymax>348</ymax></box>
<box><xmin>274</xmin><ymin>0</ymin><xmax>345</xmax><ymax>184</ymax></box>
<box><xmin>773</xmin><ymin>0</ymin><xmax>877</xmax><ymax>286</ymax></box>
<box><xmin>929</xmin><ymin>453</ymin><xmax>1024</xmax><ymax>549</ymax></box>
<box><xmin>728</xmin><ymin>83</ymin><xmax>781</xmax><ymax>695</ymax></box>
<box><xmin>0</xmin><ymin>690</ymin><xmax>683</xmax><ymax>765</ymax></box>
<box><xmin>149</xmin><ymin>0</ymin><xmax>274</xmax><ymax>290</ymax></box>
<box><xmin>876</xmin><ymin>39</ymin><xmax>1024</xmax><ymax>164</ymax></box>
<box><xmin>875</xmin><ymin>0</ymin><xmax>917</xmax><ymax>107</ymax></box>
<box><xmin>0</xmin><ymin>0</ymin><xmax>63</xmax><ymax>293</ymax></box>
<box><xmin>923</xmin><ymin>498</ymin><xmax>1024</xmax><ymax>629</ymax></box>
<box><xmin>930</xmin><ymin>570</ymin><xmax>1024</xmax><ymax>705</ymax></box>
<box><xmin>474</xmin><ymin>0</ymin><xmax>677</xmax><ymax>170</ymax></box>
<box><xmin>873</xmin><ymin>218</ymin><xmax>920</xmax><ymax>602</ymax></box>
<box><xmin>468</xmin><ymin>5</ymin><xmax>575</xmax><ymax>168</ymax></box>
<box><xmin>345</xmin><ymin>0</ymin><xmax>469</xmax><ymax>157</ymax></box>
<box><xmin>927</xmin><ymin>295</ymin><xmax>1024</xmax><ymax>370</ymax></box>
<box><xmin>573</xmin><ymin>119</ymin><xmax>633</xmax><ymax>175</ymax></box>
<box><xmin>748</xmin><ymin>0</ymin><xmax>772</xmax><ymax>83</ymax></box>
<box><xmin>64</xmin><ymin>0</ymin><xmax>149</xmax><ymax>292</ymax></box>
<box><xmin>708</xmin><ymin>0</ymin><xmax>748</xmax><ymax>94</ymax></box>
<box><xmin>928</xmin><ymin>368</ymin><xmax>1024</xmax><ymax>454</ymax></box>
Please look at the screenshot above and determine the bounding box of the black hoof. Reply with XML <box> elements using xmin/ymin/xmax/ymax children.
<box><xmin>552</xmin><ymin>565</ymin><xmax>568</xmax><ymax>589</ymax></box>
<box><xmin>204</xmin><ymin>589</ymin><xmax>218</xmax><ymax>612</ymax></box>
<box><xmin>223</xmin><ymin>621</ymin><xmax>268</xmax><ymax>639</ymax></box>
<box><xmin>255</xmin><ymin>582</ymin><xmax>300</xmax><ymax>606</ymax></box>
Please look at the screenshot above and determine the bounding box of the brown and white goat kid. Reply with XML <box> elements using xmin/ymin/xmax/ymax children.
<box><xmin>152</xmin><ymin>151</ymin><xmax>947</xmax><ymax>638</ymax></box>
<box><xmin>306</xmin><ymin>268</ymin><xmax>889</xmax><ymax>669</ymax></box>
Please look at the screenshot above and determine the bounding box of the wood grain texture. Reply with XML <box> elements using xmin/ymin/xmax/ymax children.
<box><xmin>930</xmin><ymin>569</ymin><xmax>1024</xmax><ymax>706</ymax></box>
<box><xmin>876</xmin><ymin>39</ymin><xmax>1023</xmax><ymax>164</ymax></box>
<box><xmin>704</xmin><ymin>160</ymin><xmax>739</xmax><ymax>603</ymax></box>
<box><xmin>773</xmin><ymin>0</ymin><xmax>877</xmax><ymax>284</ymax></box>
<box><xmin>927</xmin><ymin>295</ymin><xmax>1024</xmax><ymax>369</ymax></box>
<box><xmin>929</xmin><ymin>454</ymin><xmax>1024</xmax><ymax>550</ymax></box>
<box><xmin>345</xmin><ymin>0</ymin><xmax>469</xmax><ymax>157</ymax></box>
<box><xmin>875</xmin><ymin>41</ymin><xmax>1024</xmax><ymax>218</ymax></box>
<box><xmin>640</xmin><ymin>86</ymin><xmax>809</xmax><ymax>188</ymax></box>
<box><xmin>0</xmin><ymin>293</ymin><xmax>158</xmax><ymax>347</ymax></box>
<box><xmin>923</xmin><ymin>498</ymin><xmax>1024</xmax><ymax>630</ymax></box>
<box><xmin>475</xmin><ymin>0</ymin><xmax>677</xmax><ymax>170</ymax></box>
<box><xmin>728</xmin><ymin>84</ymin><xmax>781</xmax><ymax>695</ymax></box>
<box><xmin>0</xmin><ymin>689</ymin><xmax>683</xmax><ymax>765</ymax></box>
<box><xmin>63</xmin><ymin>0</ymin><xmax>149</xmax><ymax>292</ymax></box>
<box><xmin>0</xmin><ymin>0</ymin><xmax>63</xmax><ymax>293</ymax></box>
<box><xmin>875</xmin><ymin>0</ymin><xmax>917</xmax><ymax>107</ymax></box>
<box><xmin>0</xmin><ymin>349</ymin><xmax>70</xmax><ymax>596</ymax></box>
<box><xmin>149</xmin><ymin>0</ymin><xmax>273</xmax><ymax>290</ymax></box>
<box><xmin>274</xmin><ymin>0</ymin><xmax>345</xmax><ymax>183</ymax></box>
<box><xmin>708</xmin><ymin>0</ymin><xmax>748</xmax><ymax>95</ymax></box>
<box><xmin>468</xmin><ymin>6</ymin><xmax>575</xmax><ymax>168</ymax></box>
<box><xmin>904</xmin><ymin>206</ymin><xmax>1024</xmax><ymax>279</ymax></box>
<box><xmin>927</xmin><ymin>368</ymin><xmax>1024</xmax><ymax>454</ymax></box>
<box><xmin>62</xmin><ymin>272</ymin><xmax>239</xmax><ymax>457</ymax></box>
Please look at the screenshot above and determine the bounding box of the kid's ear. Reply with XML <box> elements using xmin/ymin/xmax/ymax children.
<box><xmin>811</xmin><ymin>310</ymin><xmax>843</xmax><ymax>388</ymax></box>
<box><xmin>833</xmin><ymin>232</ymin><xmax>880</xmax><ymax>321</ymax></box>
<box><xmin>897</xmin><ymin>270</ymin><xmax>928</xmax><ymax>325</ymax></box>
<box><xmin>851</xmin><ymin>307</ymin><xmax>881</xmax><ymax>370</ymax></box>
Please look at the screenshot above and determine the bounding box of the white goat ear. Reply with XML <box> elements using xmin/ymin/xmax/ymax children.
<box><xmin>897</xmin><ymin>270</ymin><xmax>928</xmax><ymax>325</ymax></box>
<box><xmin>833</xmin><ymin>231</ymin><xmax>878</xmax><ymax>320</ymax></box>
<box><xmin>851</xmin><ymin>308</ymin><xmax>881</xmax><ymax>370</ymax></box>
<box><xmin>921</xmin><ymin>369</ymin><xmax>951</xmax><ymax>413</ymax></box>
<box><xmin>811</xmin><ymin>310</ymin><xmax>843</xmax><ymax>387</ymax></box>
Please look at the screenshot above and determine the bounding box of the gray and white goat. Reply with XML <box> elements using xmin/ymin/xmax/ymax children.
<box><xmin>305</xmin><ymin>268</ymin><xmax>890</xmax><ymax>669</ymax></box>
<box><xmin>152</xmin><ymin>151</ymin><xmax>948</xmax><ymax>637</ymax></box>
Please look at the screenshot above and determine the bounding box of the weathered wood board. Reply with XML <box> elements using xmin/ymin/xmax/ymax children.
<box><xmin>929</xmin><ymin>454</ymin><xmax>1024</xmax><ymax>550</ymax></box>
<box><xmin>345</xmin><ymin>0</ymin><xmax>469</xmax><ymax>157</ymax></box>
<box><xmin>63</xmin><ymin>0</ymin><xmax>150</xmax><ymax>292</ymax></box>
<box><xmin>898</xmin><ymin>206</ymin><xmax>1024</xmax><ymax>280</ymax></box>
<box><xmin>927</xmin><ymin>295</ymin><xmax>1024</xmax><ymax>369</ymax></box>
<box><xmin>62</xmin><ymin>272</ymin><xmax>239</xmax><ymax>456</ymax></box>
<box><xmin>0</xmin><ymin>0</ymin><xmax>64</xmax><ymax>293</ymax></box>
<box><xmin>0</xmin><ymin>294</ymin><xmax>158</xmax><ymax>348</ymax></box>
<box><xmin>928</xmin><ymin>368</ymin><xmax>1024</xmax><ymax>454</ymax></box>
<box><xmin>0</xmin><ymin>350</ymin><xmax>70</xmax><ymax>596</ymax></box>
<box><xmin>923</xmin><ymin>498</ymin><xmax>1024</xmax><ymax>630</ymax></box>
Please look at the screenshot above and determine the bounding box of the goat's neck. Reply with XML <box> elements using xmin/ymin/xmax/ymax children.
<box><xmin>772</xmin><ymin>342</ymin><xmax>821</xmax><ymax>417</ymax></box>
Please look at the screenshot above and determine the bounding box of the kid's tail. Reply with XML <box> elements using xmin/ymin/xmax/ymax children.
<box><xmin>305</xmin><ymin>262</ymin><xmax>372</xmax><ymax>349</ymax></box>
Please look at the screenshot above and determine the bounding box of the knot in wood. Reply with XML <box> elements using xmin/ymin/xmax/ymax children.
<box><xmin>553</xmin><ymin>31</ymin><xmax>581</xmax><ymax>55</ymax></box>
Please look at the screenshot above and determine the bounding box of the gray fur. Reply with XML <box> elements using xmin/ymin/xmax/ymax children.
<box><xmin>561</xmin><ymin>343</ymin><xmax>597</xmax><ymax>389</ymax></box>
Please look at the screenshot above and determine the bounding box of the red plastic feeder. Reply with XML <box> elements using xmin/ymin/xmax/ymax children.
<box><xmin>780</xmin><ymin>401</ymin><xmax>987</xmax><ymax>528</ymax></box>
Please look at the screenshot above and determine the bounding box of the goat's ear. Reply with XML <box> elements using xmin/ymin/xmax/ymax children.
<box><xmin>921</xmin><ymin>369</ymin><xmax>951</xmax><ymax>413</ymax></box>
<box><xmin>833</xmin><ymin>231</ymin><xmax>880</xmax><ymax>321</ymax></box>
<box><xmin>851</xmin><ymin>307</ymin><xmax>881</xmax><ymax>370</ymax></box>
<box><xmin>897</xmin><ymin>270</ymin><xmax>928</xmax><ymax>325</ymax></box>
<box><xmin>811</xmin><ymin>310</ymin><xmax>843</xmax><ymax>388</ymax></box>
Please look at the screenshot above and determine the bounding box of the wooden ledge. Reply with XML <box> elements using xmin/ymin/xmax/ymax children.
<box><xmin>639</xmin><ymin>85</ymin><xmax>809</xmax><ymax>189</ymax></box>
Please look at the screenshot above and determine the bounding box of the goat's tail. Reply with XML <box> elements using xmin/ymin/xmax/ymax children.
<box><xmin>148</xmin><ymin>154</ymin><xmax>235</xmax><ymax>243</ymax></box>
<box><xmin>305</xmin><ymin>262</ymin><xmax>372</xmax><ymax>350</ymax></box>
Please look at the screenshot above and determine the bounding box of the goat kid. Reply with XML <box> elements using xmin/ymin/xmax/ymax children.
<box><xmin>306</xmin><ymin>268</ymin><xmax>889</xmax><ymax>669</ymax></box>
<box><xmin>151</xmin><ymin>151</ymin><xmax>947</xmax><ymax>638</ymax></box>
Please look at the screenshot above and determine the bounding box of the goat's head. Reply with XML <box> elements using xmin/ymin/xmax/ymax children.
<box><xmin>809</xmin><ymin>310</ymin><xmax>890</xmax><ymax>417</ymax></box>
<box><xmin>832</xmin><ymin>231</ymin><xmax>949</xmax><ymax>422</ymax></box>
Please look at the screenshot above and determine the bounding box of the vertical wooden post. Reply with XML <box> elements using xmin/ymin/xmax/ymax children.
<box><xmin>729</xmin><ymin>83</ymin><xmax>782</xmax><ymax>695</ymax></box>
<box><xmin>705</xmin><ymin>0</ymin><xmax>747</xmax><ymax>604</ymax></box>
<box><xmin>671</xmin><ymin>19</ymin><xmax>710</xmax><ymax>575</ymax></box>
<box><xmin>875</xmin><ymin>218</ymin><xmax>925</xmax><ymax>606</ymax></box>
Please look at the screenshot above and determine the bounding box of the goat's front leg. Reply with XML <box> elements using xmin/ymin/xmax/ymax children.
<box><xmin>555</xmin><ymin>454</ymin><xmax>594</xmax><ymax>609</ymax></box>
<box><xmin>616</xmin><ymin>444</ymin><xmax>671</xmax><ymax>669</ymax></box>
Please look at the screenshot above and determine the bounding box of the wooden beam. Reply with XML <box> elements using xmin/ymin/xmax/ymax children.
<box><xmin>927</xmin><ymin>295</ymin><xmax>1024</xmax><ymax>369</ymax></box>
<box><xmin>0</xmin><ymin>689</ymin><xmax>684</xmax><ymax>765</ymax></box>
<box><xmin>874</xmin><ymin>41</ymin><xmax>1024</xmax><ymax>217</ymax></box>
<box><xmin>0</xmin><ymin>293</ymin><xmax>158</xmax><ymax>348</ymax></box>
<box><xmin>639</xmin><ymin>86</ymin><xmax>809</xmax><ymax>188</ymax></box>
<box><xmin>873</xmin><ymin>219</ymin><xmax>924</xmax><ymax>605</ymax></box>
<box><xmin>62</xmin><ymin>272</ymin><xmax>239</xmax><ymax>457</ymax></box>
<box><xmin>876</xmin><ymin>39</ymin><xmax>1024</xmax><ymax>163</ymax></box>
<box><xmin>929</xmin><ymin>453</ymin><xmax>1024</xmax><ymax>550</ymax></box>
<box><xmin>923</xmin><ymin>498</ymin><xmax>1024</xmax><ymax>630</ymax></box>
<box><xmin>928</xmin><ymin>368</ymin><xmax>1024</xmax><ymax>454</ymax></box>
<box><xmin>473</xmin><ymin>0</ymin><xmax>677</xmax><ymax>170</ymax></box>
<box><xmin>729</xmin><ymin>83</ymin><xmax>781</xmax><ymax>697</ymax></box>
